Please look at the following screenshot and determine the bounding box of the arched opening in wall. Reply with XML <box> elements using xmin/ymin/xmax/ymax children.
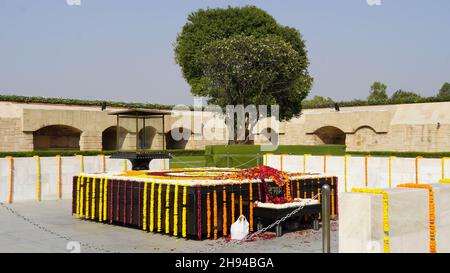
<box><xmin>102</xmin><ymin>126</ymin><xmax>127</xmax><ymax>150</ymax></box>
<box><xmin>313</xmin><ymin>126</ymin><xmax>346</xmax><ymax>145</ymax></box>
<box><xmin>33</xmin><ymin>125</ymin><xmax>81</xmax><ymax>150</ymax></box>
<box><xmin>166</xmin><ymin>127</ymin><xmax>191</xmax><ymax>149</ymax></box>
<box><xmin>351</xmin><ymin>126</ymin><xmax>379</xmax><ymax>150</ymax></box>
<box><xmin>259</xmin><ymin>127</ymin><xmax>278</xmax><ymax>145</ymax></box>
<box><xmin>138</xmin><ymin>126</ymin><xmax>157</xmax><ymax>149</ymax></box>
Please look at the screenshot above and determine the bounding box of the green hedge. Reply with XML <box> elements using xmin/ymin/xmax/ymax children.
<box><xmin>2</xmin><ymin>94</ymin><xmax>449</xmax><ymax>112</ymax></box>
<box><xmin>348</xmin><ymin>151</ymin><xmax>450</xmax><ymax>159</ymax></box>
<box><xmin>301</xmin><ymin>96</ymin><xmax>450</xmax><ymax>109</ymax></box>
<box><xmin>0</xmin><ymin>94</ymin><xmax>174</xmax><ymax>110</ymax></box>
<box><xmin>0</xmin><ymin>149</ymin><xmax>205</xmax><ymax>158</ymax></box>
<box><xmin>205</xmin><ymin>144</ymin><xmax>346</xmax><ymax>168</ymax></box>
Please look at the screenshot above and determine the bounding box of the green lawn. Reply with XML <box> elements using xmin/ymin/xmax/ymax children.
<box><xmin>169</xmin><ymin>155</ymin><xmax>206</xmax><ymax>168</ymax></box>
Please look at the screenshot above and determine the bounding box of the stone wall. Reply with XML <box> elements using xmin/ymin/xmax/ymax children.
<box><xmin>0</xmin><ymin>100</ymin><xmax>449</xmax><ymax>152</ymax></box>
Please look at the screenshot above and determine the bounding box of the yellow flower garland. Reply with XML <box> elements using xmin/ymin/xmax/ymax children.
<box><xmin>103</xmin><ymin>178</ymin><xmax>108</xmax><ymax>221</ymax></box>
<box><xmin>296</xmin><ymin>181</ymin><xmax>300</xmax><ymax>199</ymax></box>
<box><xmin>57</xmin><ymin>155</ymin><xmax>62</xmax><ymax>199</ymax></box>
<box><xmin>142</xmin><ymin>182</ymin><xmax>148</xmax><ymax>231</ymax></box>
<box><xmin>34</xmin><ymin>156</ymin><xmax>41</xmax><ymax>202</ymax></box>
<box><xmin>173</xmin><ymin>184</ymin><xmax>179</xmax><ymax>236</ymax></box>
<box><xmin>98</xmin><ymin>178</ymin><xmax>103</xmax><ymax>221</ymax></box>
<box><xmin>150</xmin><ymin>182</ymin><xmax>155</xmax><ymax>232</ymax></box>
<box><xmin>213</xmin><ymin>187</ymin><xmax>218</xmax><ymax>239</ymax></box>
<box><xmin>182</xmin><ymin>185</ymin><xmax>187</xmax><ymax>238</ymax></box>
<box><xmin>80</xmin><ymin>176</ymin><xmax>84</xmax><ymax>217</ymax></box>
<box><xmin>352</xmin><ymin>188</ymin><xmax>390</xmax><ymax>253</ymax></box>
<box><xmin>157</xmin><ymin>182</ymin><xmax>162</xmax><ymax>232</ymax></box>
<box><xmin>76</xmin><ymin>175</ymin><xmax>81</xmax><ymax>218</ymax></box>
<box><xmin>165</xmin><ymin>183</ymin><xmax>171</xmax><ymax>234</ymax></box>
<box><xmin>206</xmin><ymin>188</ymin><xmax>211</xmax><ymax>238</ymax></box>
<box><xmin>222</xmin><ymin>184</ymin><xmax>227</xmax><ymax>236</ymax></box>
<box><xmin>91</xmin><ymin>178</ymin><xmax>96</xmax><ymax>220</ymax></box>
<box><xmin>85</xmin><ymin>177</ymin><xmax>90</xmax><ymax>218</ymax></box>
<box><xmin>397</xmin><ymin>184</ymin><xmax>436</xmax><ymax>253</ymax></box>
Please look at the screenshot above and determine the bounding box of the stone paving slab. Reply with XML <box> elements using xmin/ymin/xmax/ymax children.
<box><xmin>0</xmin><ymin>200</ymin><xmax>338</xmax><ymax>253</ymax></box>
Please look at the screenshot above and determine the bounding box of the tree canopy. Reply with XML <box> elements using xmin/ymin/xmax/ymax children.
<box><xmin>438</xmin><ymin>82</ymin><xmax>450</xmax><ymax>99</ymax></box>
<box><xmin>367</xmin><ymin>81</ymin><xmax>388</xmax><ymax>102</ymax></box>
<box><xmin>391</xmin><ymin>90</ymin><xmax>422</xmax><ymax>102</ymax></box>
<box><xmin>175</xmin><ymin>6</ymin><xmax>309</xmax><ymax>95</ymax></box>
<box><xmin>174</xmin><ymin>6</ymin><xmax>312</xmax><ymax>143</ymax></box>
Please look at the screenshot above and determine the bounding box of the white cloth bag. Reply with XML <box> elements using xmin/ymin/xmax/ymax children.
<box><xmin>230</xmin><ymin>215</ymin><xmax>249</xmax><ymax>240</ymax></box>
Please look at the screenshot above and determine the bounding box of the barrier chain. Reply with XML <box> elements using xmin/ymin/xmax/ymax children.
<box><xmin>245</xmin><ymin>193</ymin><xmax>320</xmax><ymax>241</ymax></box>
<box><xmin>0</xmin><ymin>201</ymin><xmax>116</xmax><ymax>253</ymax></box>
<box><xmin>202</xmin><ymin>193</ymin><xmax>320</xmax><ymax>253</ymax></box>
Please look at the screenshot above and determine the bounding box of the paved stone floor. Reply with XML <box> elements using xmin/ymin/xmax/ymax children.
<box><xmin>0</xmin><ymin>200</ymin><xmax>338</xmax><ymax>253</ymax></box>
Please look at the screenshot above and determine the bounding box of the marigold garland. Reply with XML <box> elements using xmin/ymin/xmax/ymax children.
<box><xmin>165</xmin><ymin>183</ymin><xmax>171</xmax><ymax>234</ymax></box>
<box><xmin>331</xmin><ymin>177</ymin><xmax>335</xmax><ymax>219</ymax></box>
<box><xmin>296</xmin><ymin>181</ymin><xmax>300</xmax><ymax>199</ymax></box>
<box><xmin>182</xmin><ymin>185</ymin><xmax>187</xmax><ymax>238</ymax></box>
<box><xmin>98</xmin><ymin>178</ymin><xmax>103</xmax><ymax>221</ymax></box>
<box><xmin>213</xmin><ymin>186</ymin><xmax>218</xmax><ymax>239</ymax></box>
<box><xmin>230</xmin><ymin>183</ymin><xmax>235</xmax><ymax>222</ymax></box>
<box><xmin>80</xmin><ymin>176</ymin><xmax>84</xmax><ymax>217</ymax></box>
<box><xmin>173</xmin><ymin>184</ymin><xmax>179</xmax><ymax>236</ymax></box>
<box><xmin>239</xmin><ymin>181</ymin><xmax>243</xmax><ymax>216</ymax></box>
<box><xmin>142</xmin><ymin>182</ymin><xmax>148</xmax><ymax>231</ymax></box>
<box><xmin>157</xmin><ymin>182</ymin><xmax>162</xmax><ymax>232</ymax></box>
<box><xmin>150</xmin><ymin>182</ymin><xmax>155</xmax><ymax>232</ymax></box>
<box><xmin>352</xmin><ymin>188</ymin><xmax>390</xmax><ymax>253</ymax></box>
<box><xmin>57</xmin><ymin>155</ymin><xmax>62</xmax><ymax>199</ymax></box>
<box><xmin>222</xmin><ymin>184</ymin><xmax>227</xmax><ymax>236</ymax></box>
<box><xmin>7</xmin><ymin>156</ymin><xmax>13</xmax><ymax>204</ymax></box>
<box><xmin>34</xmin><ymin>156</ymin><xmax>41</xmax><ymax>202</ymax></box>
<box><xmin>76</xmin><ymin>175</ymin><xmax>81</xmax><ymax>217</ymax></box>
<box><xmin>397</xmin><ymin>184</ymin><xmax>436</xmax><ymax>253</ymax></box>
<box><xmin>103</xmin><ymin>178</ymin><xmax>108</xmax><ymax>221</ymax></box>
<box><xmin>85</xmin><ymin>177</ymin><xmax>90</xmax><ymax>218</ymax></box>
<box><xmin>206</xmin><ymin>188</ymin><xmax>211</xmax><ymax>238</ymax></box>
<box><xmin>91</xmin><ymin>178</ymin><xmax>96</xmax><ymax>220</ymax></box>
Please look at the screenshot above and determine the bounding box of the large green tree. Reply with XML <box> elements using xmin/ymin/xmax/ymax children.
<box><xmin>391</xmin><ymin>89</ymin><xmax>422</xmax><ymax>102</ymax></box>
<box><xmin>437</xmin><ymin>82</ymin><xmax>450</xmax><ymax>99</ymax></box>
<box><xmin>367</xmin><ymin>81</ymin><xmax>388</xmax><ymax>102</ymax></box>
<box><xmin>175</xmin><ymin>6</ymin><xmax>312</xmax><ymax>143</ymax></box>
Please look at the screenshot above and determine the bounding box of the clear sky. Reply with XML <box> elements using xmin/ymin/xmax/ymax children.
<box><xmin>0</xmin><ymin>0</ymin><xmax>449</xmax><ymax>105</ymax></box>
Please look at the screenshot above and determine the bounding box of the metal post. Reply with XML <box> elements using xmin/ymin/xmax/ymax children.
<box><xmin>322</xmin><ymin>184</ymin><xmax>331</xmax><ymax>253</ymax></box>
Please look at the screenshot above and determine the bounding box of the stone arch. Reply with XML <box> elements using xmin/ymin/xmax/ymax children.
<box><xmin>33</xmin><ymin>125</ymin><xmax>82</xmax><ymax>150</ymax></box>
<box><xmin>102</xmin><ymin>126</ymin><xmax>128</xmax><ymax>150</ymax></box>
<box><xmin>166</xmin><ymin>127</ymin><xmax>191</xmax><ymax>149</ymax></box>
<box><xmin>313</xmin><ymin>126</ymin><xmax>346</xmax><ymax>145</ymax></box>
<box><xmin>138</xmin><ymin>126</ymin><xmax>157</xmax><ymax>149</ymax></box>
<box><xmin>351</xmin><ymin>126</ymin><xmax>379</xmax><ymax>150</ymax></box>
